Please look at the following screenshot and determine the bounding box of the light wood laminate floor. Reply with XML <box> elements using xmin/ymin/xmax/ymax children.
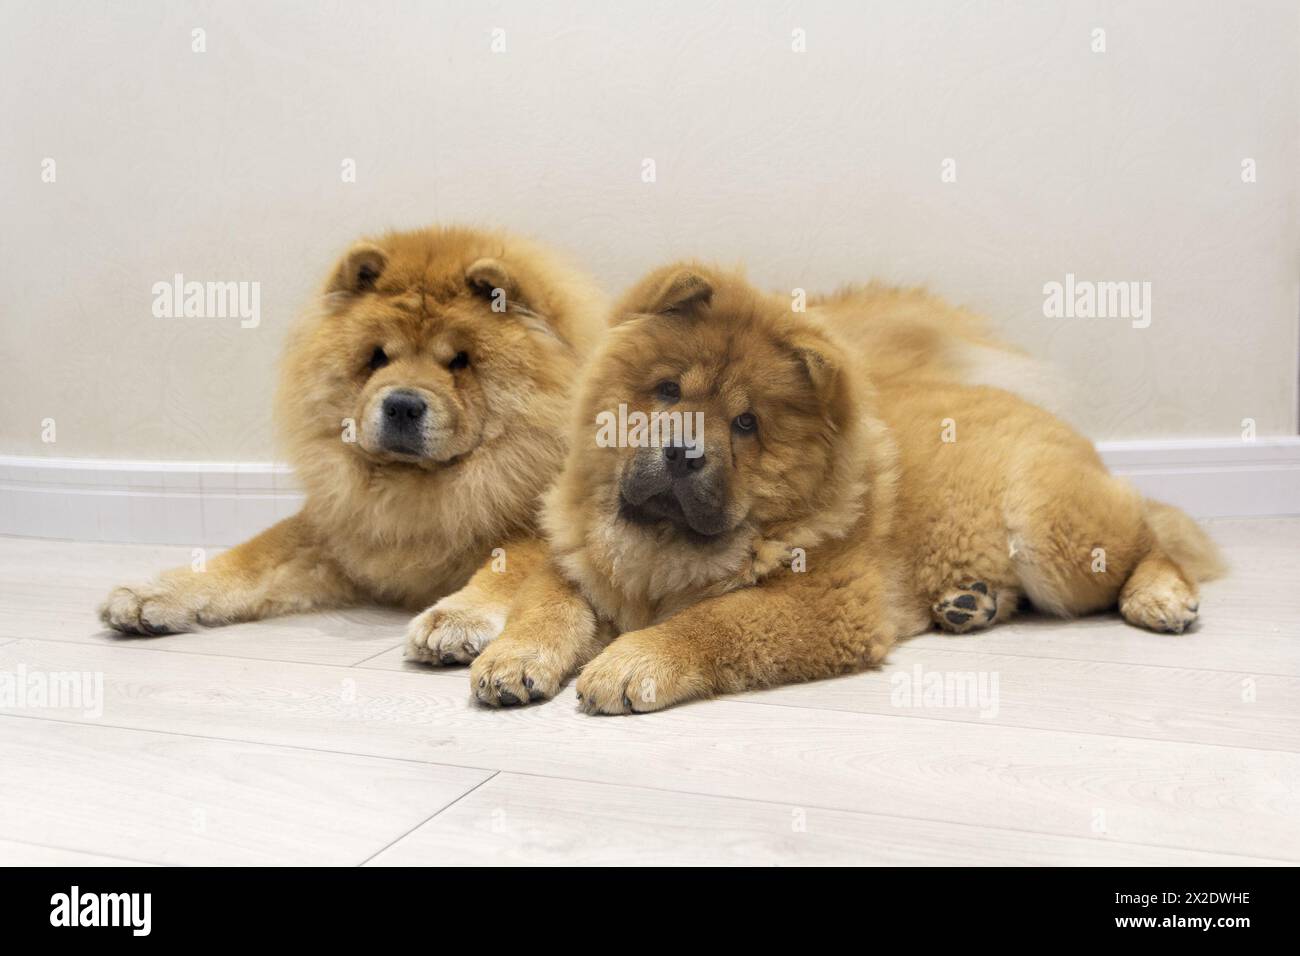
<box><xmin>0</xmin><ymin>518</ymin><xmax>1296</xmax><ymax>865</ymax></box>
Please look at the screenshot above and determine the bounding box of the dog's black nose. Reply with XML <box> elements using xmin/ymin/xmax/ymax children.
<box><xmin>663</xmin><ymin>443</ymin><xmax>705</xmax><ymax>477</ymax></box>
<box><xmin>382</xmin><ymin>390</ymin><xmax>426</xmax><ymax>423</ymax></box>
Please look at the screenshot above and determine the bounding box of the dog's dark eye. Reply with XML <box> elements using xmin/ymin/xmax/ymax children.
<box><xmin>733</xmin><ymin>412</ymin><xmax>757</xmax><ymax>434</ymax></box>
<box><xmin>367</xmin><ymin>346</ymin><xmax>389</xmax><ymax>371</ymax></box>
<box><xmin>657</xmin><ymin>381</ymin><xmax>681</xmax><ymax>401</ymax></box>
<box><xmin>449</xmin><ymin>351</ymin><xmax>470</xmax><ymax>371</ymax></box>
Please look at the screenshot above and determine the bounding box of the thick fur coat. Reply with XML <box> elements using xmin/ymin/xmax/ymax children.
<box><xmin>468</xmin><ymin>264</ymin><xmax>1223</xmax><ymax>713</ymax></box>
<box><xmin>101</xmin><ymin>226</ymin><xmax>605</xmax><ymax>639</ymax></box>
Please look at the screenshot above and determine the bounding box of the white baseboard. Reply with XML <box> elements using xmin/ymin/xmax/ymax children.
<box><xmin>0</xmin><ymin>457</ymin><xmax>303</xmax><ymax>547</ymax></box>
<box><xmin>1098</xmin><ymin>437</ymin><xmax>1300</xmax><ymax>520</ymax></box>
<box><xmin>2</xmin><ymin>438</ymin><xmax>1298</xmax><ymax>546</ymax></box>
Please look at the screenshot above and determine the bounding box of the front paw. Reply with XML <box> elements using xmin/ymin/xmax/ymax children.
<box><xmin>575</xmin><ymin>636</ymin><xmax>706</xmax><ymax>715</ymax></box>
<box><xmin>469</xmin><ymin>637</ymin><xmax>568</xmax><ymax>707</ymax></box>
<box><xmin>405</xmin><ymin>594</ymin><xmax>508</xmax><ymax>665</ymax></box>
<box><xmin>99</xmin><ymin>584</ymin><xmax>198</xmax><ymax>635</ymax></box>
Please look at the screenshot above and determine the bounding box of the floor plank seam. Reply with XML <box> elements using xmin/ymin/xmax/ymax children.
<box><xmin>0</xmin><ymin>710</ymin><xmax>501</xmax><ymax>773</ymax></box>
<box><xmin>0</xmin><ymin>834</ymin><xmax>162</xmax><ymax>867</ymax></box>
<box><xmin>730</xmin><ymin>697</ymin><xmax>1300</xmax><ymax>750</ymax></box>
<box><xmin>886</xmin><ymin>641</ymin><xmax>1300</xmax><ymax>678</ymax></box>
<box><xmin>356</xmin><ymin>771</ymin><xmax>502</xmax><ymax>867</ymax></box>
<box><xmin>697</xmin><ymin>701</ymin><xmax>1300</xmax><ymax>753</ymax></box>
<box><xmin>6</xmin><ymin>633</ymin><xmax>411</xmax><ymax>671</ymax></box>
<box><xmin>349</xmin><ymin>643</ymin><xmax>405</xmax><ymax>667</ymax></box>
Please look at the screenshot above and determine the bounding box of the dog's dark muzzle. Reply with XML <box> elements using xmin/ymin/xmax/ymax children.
<box><xmin>619</xmin><ymin>445</ymin><xmax>729</xmax><ymax>538</ymax></box>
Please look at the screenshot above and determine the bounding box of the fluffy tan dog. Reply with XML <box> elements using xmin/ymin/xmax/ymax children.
<box><xmin>468</xmin><ymin>264</ymin><xmax>1223</xmax><ymax>712</ymax></box>
<box><xmin>100</xmin><ymin>226</ymin><xmax>605</xmax><ymax>650</ymax></box>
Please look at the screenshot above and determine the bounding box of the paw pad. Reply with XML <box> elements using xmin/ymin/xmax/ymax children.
<box><xmin>933</xmin><ymin>582</ymin><xmax>998</xmax><ymax>634</ymax></box>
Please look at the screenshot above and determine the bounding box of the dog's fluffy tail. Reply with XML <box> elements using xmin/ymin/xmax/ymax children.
<box><xmin>1144</xmin><ymin>498</ymin><xmax>1226</xmax><ymax>582</ymax></box>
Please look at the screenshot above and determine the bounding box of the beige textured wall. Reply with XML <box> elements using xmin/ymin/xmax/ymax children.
<box><xmin>1</xmin><ymin>0</ymin><xmax>1296</xmax><ymax>461</ymax></box>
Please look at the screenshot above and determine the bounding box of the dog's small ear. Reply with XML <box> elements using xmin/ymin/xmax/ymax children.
<box><xmin>328</xmin><ymin>243</ymin><xmax>387</xmax><ymax>295</ymax></box>
<box><xmin>786</xmin><ymin>332</ymin><xmax>844</xmax><ymax>401</ymax></box>
<box><xmin>468</xmin><ymin>257</ymin><xmax>544</xmax><ymax>318</ymax></box>
<box><xmin>654</xmin><ymin>270</ymin><xmax>713</xmax><ymax>314</ymax></box>
<box><xmin>630</xmin><ymin>268</ymin><xmax>714</xmax><ymax>317</ymax></box>
<box><xmin>466</xmin><ymin>257</ymin><xmax>561</xmax><ymax>340</ymax></box>
<box><xmin>794</xmin><ymin>344</ymin><xmax>835</xmax><ymax>393</ymax></box>
<box><xmin>465</xmin><ymin>257</ymin><xmax>515</xmax><ymax>302</ymax></box>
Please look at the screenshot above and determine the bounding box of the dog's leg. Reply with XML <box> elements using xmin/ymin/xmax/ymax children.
<box><xmin>575</xmin><ymin>570</ymin><xmax>896</xmax><ymax>715</ymax></box>
<box><xmin>1118</xmin><ymin>548</ymin><xmax>1199</xmax><ymax>634</ymax></box>
<box><xmin>99</xmin><ymin>513</ymin><xmax>356</xmax><ymax>634</ymax></box>
<box><xmin>468</xmin><ymin>560</ymin><xmax>603</xmax><ymax>705</ymax></box>
<box><xmin>405</xmin><ymin>535</ymin><xmax>552</xmax><ymax>665</ymax></box>
<box><xmin>1000</xmin><ymin>461</ymin><xmax>1206</xmax><ymax>634</ymax></box>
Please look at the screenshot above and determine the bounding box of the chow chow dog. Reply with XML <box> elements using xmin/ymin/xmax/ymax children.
<box><xmin>100</xmin><ymin>226</ymin><xmax>605</xmax><ymax>650</ymax></box>
<box><xmin>467</xmin><ymin>264</ymin><xmax>1223</xmax><ymax>712</ymax></box>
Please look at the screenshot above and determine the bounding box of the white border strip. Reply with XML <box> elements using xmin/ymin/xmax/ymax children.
<box><xmin>0</xmin><ymin>457</ymin><xmax>302</xmax><ymax>547</ymax></box>
<box><xmin>1099</xmin><ymin>437</ymin><xmax>1300</xmax><ymax>520</ymax></box>
<box><xmin>1</xmin><ymin>438</ymin><xmax>1298</xmax><ymax>546</ymax></box>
